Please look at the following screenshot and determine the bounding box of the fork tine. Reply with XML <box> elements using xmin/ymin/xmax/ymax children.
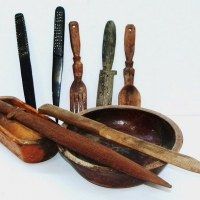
<box><xmin>83</xmin><ymin>92</ymin><xmax>87</xmax><ymax>110</ymax></box>
<box><xmin>70</xmin><ymin>91</ymin><xmax>74</xmax><ymax>112</ymax></box>
<box><xmin>74</xmin><ymin>92</ymin><xmax>79</xmax><ymax>113</ymax></box>
<box><xmin>78</xmin><ymin>93</ymin><xmax>83</xmax><ymax>111</ymax></box>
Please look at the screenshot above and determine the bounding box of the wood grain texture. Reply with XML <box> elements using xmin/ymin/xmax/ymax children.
<box><xmin>0</xmin><ymin>99</ymin><xmax>170</xmax><ymax>188</ymax></box>
<box><xmin>69</xmin><ymin>21</ymin><xmax>87</xmax><ymax>113</ymax></box>
<box><xmin>38</xmin><ymin>104</ymin><xmax>200</xmax><ymax>174</ymax></box>
<box><xmin>118</xmin><ymin>24</ymin><xmax>141</xmax><ymax>106</ymax></box>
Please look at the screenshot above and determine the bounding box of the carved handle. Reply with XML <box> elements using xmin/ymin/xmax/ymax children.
<box><xmin>123</xmin><ymin>24</ymin><xmax>135</xmax><ymax>85</ymax></box>
<box><xmin>69</xmin><ymin>21</ymin><xmax>82</xmax><ymax>79</ymax></box>
<box><xmin>69</xmin><ymin>21</ymin><xmax>80</xmax><ymax>58</ymax></box>
<box><xmin>124</xmin><ymin>24</ymin><xmax>135</xmax><ymax>66</ymax></box>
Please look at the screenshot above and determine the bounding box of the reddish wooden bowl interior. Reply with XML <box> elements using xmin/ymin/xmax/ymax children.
<box><xmin>58</xmin><ymin>105</ymin><xmax>183</xmax><ymax>188</ymax></box>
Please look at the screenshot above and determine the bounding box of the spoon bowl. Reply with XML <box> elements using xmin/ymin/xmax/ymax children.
<box><xmin>118</xmin><ymin>85</ymin><xmax>141</xmax><ymax>106</ymax></box>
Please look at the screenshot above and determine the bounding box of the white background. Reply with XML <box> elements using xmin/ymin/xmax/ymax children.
<box><xmin>0</xmin><ymin>0</ymin><xmax>200</xmax><ymax>199</ymax></box>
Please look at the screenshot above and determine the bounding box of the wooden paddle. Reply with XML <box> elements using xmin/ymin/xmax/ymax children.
<box><xmin>38</xmin><ymin>104</ymin><xmax>200</xmax><ymax>174</ymax></box>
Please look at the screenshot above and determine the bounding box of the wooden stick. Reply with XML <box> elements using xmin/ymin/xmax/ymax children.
<box><xmin>38</xmin><ymin>104</ymin><xmax>200</xmax><ymax>174</ymax></box>
<box><xmin>0</xmin><ymin>100</ymin><xmax>171</xmax><ymax>188</ymax></box>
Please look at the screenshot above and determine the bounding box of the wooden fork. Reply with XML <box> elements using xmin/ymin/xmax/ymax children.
<box><xmin>69</xmin><ymin>21</ymin><xmax>87</xmax><ymax>113</ymax></box>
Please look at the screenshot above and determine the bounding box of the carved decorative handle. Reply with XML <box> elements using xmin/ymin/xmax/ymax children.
<box><xmin>69</xmin><ymin>21</ymin><xmax>83</xmax><ymax>80</ymax></box>
<box><xmin>124</xmin><ymin>24</ymin><xmax>135</xmax><ymax>67</ymax></box>
<box><xmin>69</xmin><ymin>21</ymin><xmax>80</xmax><ymax>58</ymax></box>
<box><xmin>123</xmin><ymin>24</ymin><xmax>135</xmax><ymax>85</ymax></box>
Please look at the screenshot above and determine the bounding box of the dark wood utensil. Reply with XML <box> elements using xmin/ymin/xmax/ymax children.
<box><xmin>118</xmin><ymin>24</ymin><xmax>141</xmax><ymax>106</ymax></box>
<box><xmin>52</xmin><ymin>7</ymin><xmax>65</xmax><ymax>113</ymax></box>
<box><xmin>15</xmin><ymin>13</ymin><xmax>36</xmax><ymax>108</ymax></box>
<box><xmin>0</xmin><ymin>99</ymin><xmax>170</xmax><ymax>188</ymax></box>
<box><xmin>69</xmin><ymin>21</ymin><xmax>87</xmax><ymax>113</ymax></box>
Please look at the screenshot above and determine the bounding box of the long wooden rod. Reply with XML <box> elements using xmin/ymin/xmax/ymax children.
<box><xmin>0</xmin><ymin>100</ymin><xmax>171</xmax><ymax>188</ymax></box>
<box><xmin>38</xmin><ymin>104</ymin><xmax>200</xmax><ymax>174</ymax></box>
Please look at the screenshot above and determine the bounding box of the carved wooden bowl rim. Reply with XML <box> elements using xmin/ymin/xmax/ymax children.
<box><xmin>0</xmin><ymin>96</ymin><xmax>54</xmax><ymax>145</ymax></box>
<box><xmin>59</xmin><ymin>105</ymin><xmax>183</xmax><ymax>172</ymax></box>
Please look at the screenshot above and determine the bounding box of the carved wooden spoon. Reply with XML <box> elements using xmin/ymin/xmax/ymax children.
<box><xmin>118</xmin><ymin>24</ymin><xmax>141</xmax><ymax>106</ymax></box>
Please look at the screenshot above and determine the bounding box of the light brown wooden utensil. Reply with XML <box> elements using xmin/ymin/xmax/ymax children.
<box><xmin>69</xmin><ymin>21</ymin><xmax>87</xmax><ymax>113</ymax></box>
<box><xmin>38</xmin><ymin>104</ymin><xmax>200</xmax><ymax>174</ymax></box>
<box><xmin>0</xmin><ymin>97</ymin><xmax>58</xmax><ymax>163</ymax></box>
<box><xmin>0</xmin><ymin>99</ymin><xmax>170</xmax><ymax>188</ymax></box>
<box><xmin>118</xmin><ymin>24</ymin><xmax>141</xmax><ymax>106</ymax></box>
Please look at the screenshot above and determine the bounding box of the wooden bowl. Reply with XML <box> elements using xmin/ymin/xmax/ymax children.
<box><xmin>58</xmin><ymin>105</ymin><xmax>183</xmax><ymax>188</ymax></box>
<box><xmin>0</xmin><ymin>96</ymin><xmax>58</xmax><ymax>163</ymax></box>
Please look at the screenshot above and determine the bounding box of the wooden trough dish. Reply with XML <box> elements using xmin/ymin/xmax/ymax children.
<box><xmin>0</xmin><ymin>96</ymin><xmax>58</xmax><ymax>163</ymax></box>
<box><xmin>58</xmin><ymin>105</ymin><xmax>183</xmax><ymax>188</ymax></box>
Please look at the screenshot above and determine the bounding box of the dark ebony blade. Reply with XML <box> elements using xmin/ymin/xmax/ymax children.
<box><xmin>15</xmin><ymin>13</ymin><xmax>36</xmax><ymax>108</ymax></box>
<box><xmin>52</xmin><ymin>6</ymin><xmax>65</xmax><ymax>107</ymax></box>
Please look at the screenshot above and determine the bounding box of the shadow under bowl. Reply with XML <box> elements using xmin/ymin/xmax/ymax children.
<box><xmin>58</xmin><ymin>105</ymin><xmax>183</xmax><ymax>188</ymax></box>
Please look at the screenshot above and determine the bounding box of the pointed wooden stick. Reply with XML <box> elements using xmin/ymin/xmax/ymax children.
<box><xmin>0</xmin><ymin>100</ymin><xmax>171</xmax><ymax>188</ymax></box>
<box><xmin>38</xmin><ymin>104</ymin><xmax>200</xmax><ymax>174</ymax></box>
